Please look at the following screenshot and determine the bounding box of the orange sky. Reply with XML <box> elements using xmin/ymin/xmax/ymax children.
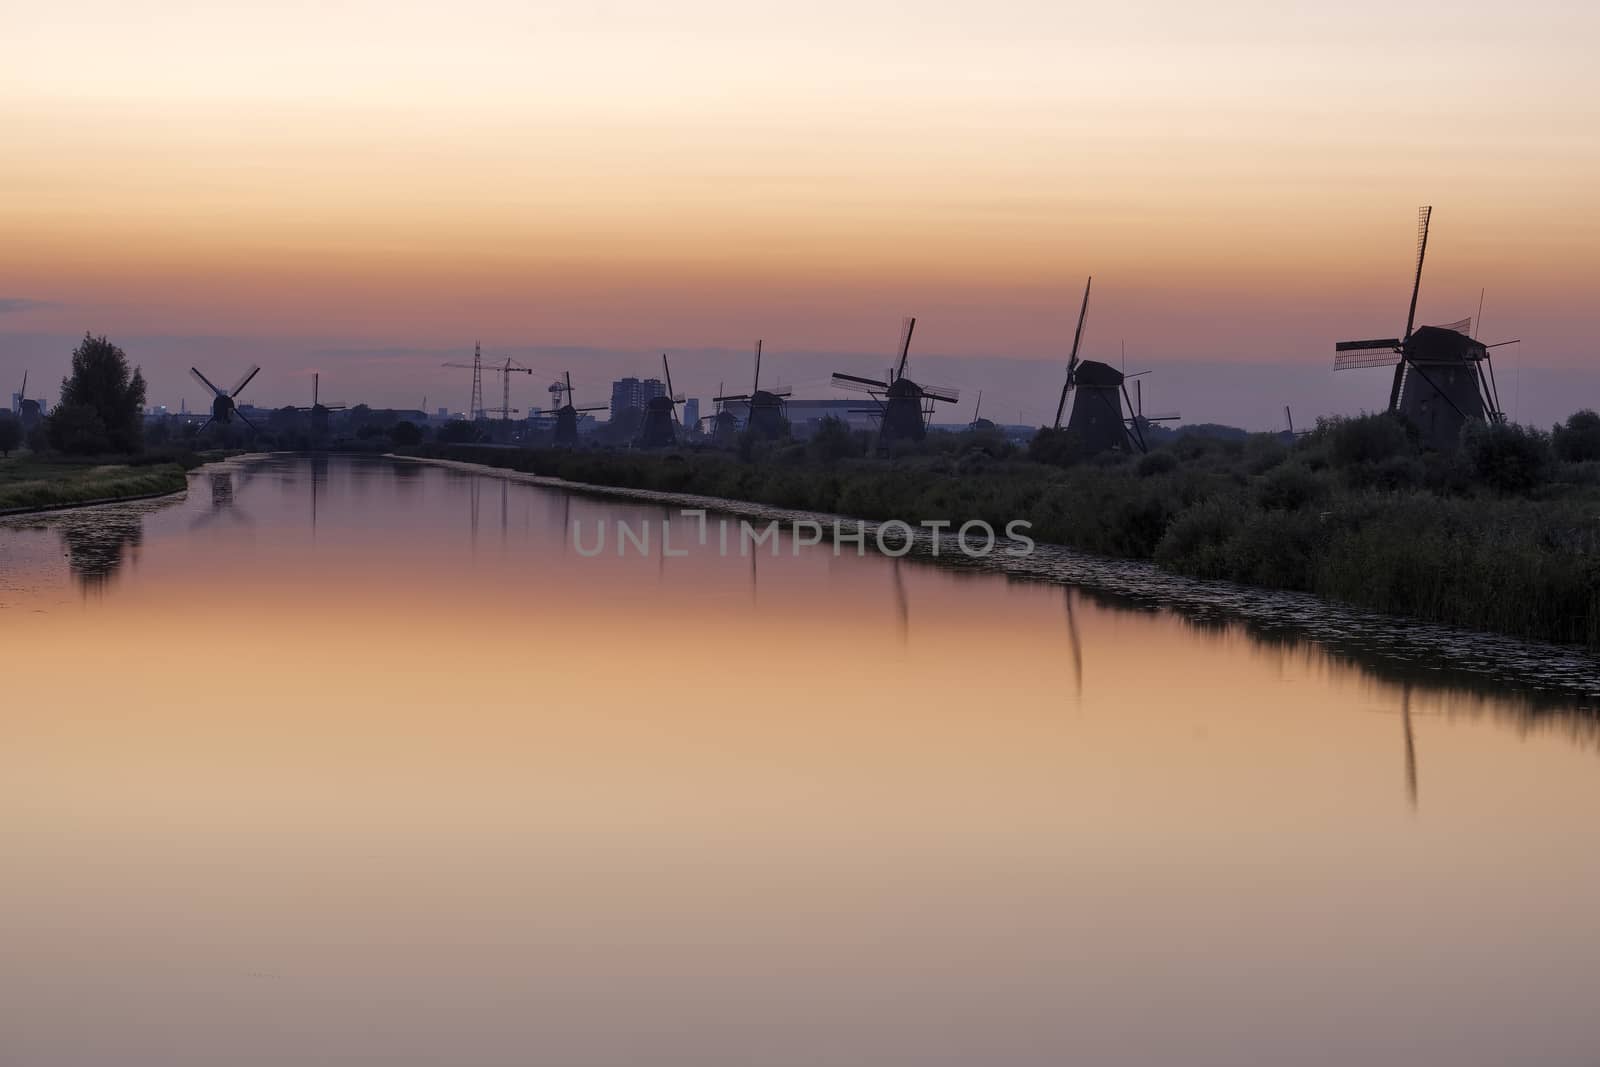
<box><xmin>2</xmin><ymin>1</ymin><xmax>1597</xmax><ymax>415</ymax></box>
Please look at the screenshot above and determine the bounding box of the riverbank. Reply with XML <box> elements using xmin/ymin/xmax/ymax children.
<box><xmin>406</xmin><ymin>432</ymin><xmax>1600</xmax><ymax>652</ymax></box>
<box><xmin>0</xmin><ymin>450</ymin><xmax>231</xmax><ymax>515</ymax></box>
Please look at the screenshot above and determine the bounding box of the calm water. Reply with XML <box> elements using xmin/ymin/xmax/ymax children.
<box><xmin>3</xmin><ymin>455</ymin><xmax>1598</xmax><ymax>1066</ymax></box>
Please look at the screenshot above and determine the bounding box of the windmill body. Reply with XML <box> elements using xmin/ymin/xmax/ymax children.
<box><xmin>1064</xmin><ymin>360</ymin><xmax>1140</xmax><ymax>454</ymax></box>
<box><xmin>635</xmin><ymin>354</ymin><xmax>685</xmax><ymax>448</ymax></box>
<box><xmin>1391</xmin><ymin>326</ymin><xmax>1490</xmax><ymax>448</ymax></box>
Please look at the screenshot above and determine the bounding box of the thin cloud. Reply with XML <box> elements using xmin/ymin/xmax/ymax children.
<box><xmin>0</xmin><ymin>298</ymin><xmax>51</xmax><ymax>313</ymax></box>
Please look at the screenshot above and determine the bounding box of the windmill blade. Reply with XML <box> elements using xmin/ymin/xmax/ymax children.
<box><xmin>230</xmin><ymin>365</ymin><xmax>261</xmax><ymax>397</ymax></box>
<box><xmin>832</xmin><ymin>372</ymin><xmax>890</xmax><ymax>391</ymax></box>
<box><xmin>768</xmin><ymin>386</ymin><xmax>792</xmax><ymax>398</ymax></box>
<box><xmin>712</xmin><ymin>392</ymin><xmax>752</xmax><ymax>404</ymax></box>
<box><xmin>1140</xmin><ymin>411</ymin><xmax>1182</xmax><ymax>421</ymax></box>
<box><xmin>920</xmin><ymin>384</ymin><xmax>961</xmax><ymax>403</ymax></box>
<box><xmin>1404</xmin><ymin>205</ymin><xmax>1432</xmax><ymax>340</ymax></box>
<box><xmin>1336</xmin><ymin>338</ymin><xmax>1402</xmax><ymax>352</ymax></box>
<box><xmin>1334</xmin><ymin>349</ymin><xmax>1404</xmax><ymax>371</ymax></box>
<box><xmin>895</xmin><ymin>317</ymin><xmax>916</xmax><ymax>379</ymax></box>
<box><xmin>752</xmin><ymin>340</ymin><xmax>763</xmax><ymax>395</ymax></box>
<box><xmin>197</xmin><ymin>416</ymin><xmax>215</xmax><ymax>433</ymax></box>
<box><xmin>1433</xmin><ymin>317</ymin><xmax>1472</xmax><ymax>335</ymax></box>
<box><xmin>1055</xmin><ymin>276</ymin><xmax>1093</xmax><ymax>430</ymax></box>
<box><xmin>233</xmin><ymin>407</ymin><xmax>260</xmax><ymax>433</ymax></box>
<box><xmin>573</xmin><ymin>404</ymin><xmax>608</xmax><ymax>412</ymax></box>
<box><xmin>190</xmin><ymin>367</ymin><xmax>225</xmax><ymax>397</ymax></box>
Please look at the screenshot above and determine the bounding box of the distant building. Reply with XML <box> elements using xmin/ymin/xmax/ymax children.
<box><xmin>610</xmin><ymin>377</ymin><xmax>666</xmax><ymax>422</ymax></box>
<box><xmin>683</xmin><ymin>398</ymin><xmax>699</xmax><ymax>429</ymax></box>
<box><xmin>436</xmin><ymin>407</ymin><xmax>449</xmax><ymax>420</ymax></box>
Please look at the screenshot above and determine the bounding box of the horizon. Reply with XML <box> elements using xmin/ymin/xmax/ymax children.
<box><xmin>4</xmin><ymin>0</ymin><xmax>1596</xmax><ymax>432</ymax></box>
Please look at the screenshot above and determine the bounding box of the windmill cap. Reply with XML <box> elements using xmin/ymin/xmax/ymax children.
<box><xmin>1072</xmin><ymin>359</ymin><xmax>1124</xmax><ymax>387</ymax></box>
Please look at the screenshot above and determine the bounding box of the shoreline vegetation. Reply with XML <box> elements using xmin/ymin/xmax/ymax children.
<box><xmin>0</xmin><ymin>450</ymin><xmax>227</xmax><ymax>516</ymax></box>
<box><xmin>407</xmin><ymin>413</ymin><xmax>1600</xmax><ymax>652</ymax></box>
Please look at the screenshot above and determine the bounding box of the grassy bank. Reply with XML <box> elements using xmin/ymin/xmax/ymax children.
<box><xmin>409</xmin><ymin>420</ymin><xmax>1600</xmax><ymax>652</ymax></box>
<box><xmin>0</xmin><ymin>449</ymin><xmax>223</xmax><ymax>514</ymax></box>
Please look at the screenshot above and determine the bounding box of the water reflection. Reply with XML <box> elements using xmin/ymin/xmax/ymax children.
<box><xmin>6</xmin><ymin>453</ymin><xmax>1600</xmax><ymax>1067</ymax></box>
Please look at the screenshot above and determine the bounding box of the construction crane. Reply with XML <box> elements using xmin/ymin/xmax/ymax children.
<box><xmin>443</xmin><ymin>345</ymin><xmax>533</xmax><ymax>421</ymax></box>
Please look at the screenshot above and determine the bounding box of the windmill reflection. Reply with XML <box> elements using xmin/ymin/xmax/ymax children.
<box><xmin>190</xmin><ymin>471</ymin><xmax>250</xmax><ymax>531</ymax></box>
<box><xmin>1063</xmin><ymin>586</ymin><xmax>1083</xmax><ymax>700</ymax></box>
<box><xmin>892</xmin><ymin>559</ymin><xmax>909</xmax><ymax>644</ymax></box>
<box><xmin>1402</xmin><ymin>682</ymin><xmax>1419</xmax><ymax>809</ymax></box>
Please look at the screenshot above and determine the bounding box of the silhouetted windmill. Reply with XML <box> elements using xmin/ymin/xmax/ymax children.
<box><xmin>1128</xmin><ymin>378</ymin><xmax>1180</xmax><ymax>438</ymax></box>
<box><xmin>191</xmin><ymin>365</ymin><xmax>261</xmax><ymax>433</ymax></box>
<box><xmin>547</xmin><ymin>372</ymin><xmax>607</xmax><ymax>446</ymax></box>
<box><xmin>636</xmin><ymin>354</ymin><xmax>684</xmax><ymax>448</ymax></box>
<box><xmin>968</xmin><ymin>390</ymin><xmax>996</xmax><ymax>431</ymax></box>
<box><xmin>1333</xmin><ymin>206</ymin><xmax>1521</xmax><ymax>448</ymax></box>
<box><xmin>701</xmin><ymin>379</ymin><xmax>739</xmax><ymax>445</ymax></box>
<box><xmin>831</xmin><ymin>317</ymin><xmax>959</xmax><ymax>447</ymax></box>
<box><xmin>12</xmin><ymin>370</ymin><xmax>42</xmax><ymax>429</ymax></box>
<box><xmin>295</xmin><ymin>373</ymin><xmax>346</xmax><ymax>440</ymax></box>
<box><xmin>714</xmin><ymin>341</ymin><xmax>792</xmax><ymax>440</ymax></box>
<box><xmin>1051</xmin><ymin>278</ymin><xmax>1147</xmax><ymax>454</ymax></box>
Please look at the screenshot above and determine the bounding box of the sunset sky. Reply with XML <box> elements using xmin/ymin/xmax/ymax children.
<box><xmin>2</xmin><ymin>0</ymin><xmax>1596</xmax><ymax>424</ymax></box>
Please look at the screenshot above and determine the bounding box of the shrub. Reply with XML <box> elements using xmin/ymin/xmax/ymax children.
<box><xmin>0</xmin><ymin>414</ymin><xmax>20</xmax><ymax>456</ymax></box>
<box><xmin>1256</xmin><ymin>462</ymin><xmax>1327</xmax><ymax>511</ymax></box>
<box><xmin>1324</xmin><ymin>413</ymin><xmax>1410</xmax><ymax>467</ymax></box>
<box><xmin>388</xmin><ymin>420</ymin><xmax>424</xmax><ymax>446</ymax></box>
<box><xmin>1137</xmin><ymin>450</ymin><xmax>1178</xmax><ymax>477</ymax></box>
<box><xmin>1028</xmin><ymin>427</ymin><xmax>1082</xmax><ymax>468</ymax></box>
<box><xmin>1461</xmin><ymin>420</ymin><xmax>1551</xmax><ymax>494</ymax></box>
<box><xmin>1553</xmin><ymin>410</ymin><xmax>1600</xmax><ymax>462</ymax></box>
<box><xmin>807</xmin><ymin>416</ymin><xmax>862</xmax><ymax>464</ymax></box>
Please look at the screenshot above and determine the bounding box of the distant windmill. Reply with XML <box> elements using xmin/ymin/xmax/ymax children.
<box><xmin>1333</xmin><ymin>206</ymin><xmax>1520</xmax><ymax>448</ymax></box>
<box><xmin>293</xmin><ymin>373</ymin><xmax>346</xmax><ymax>443</ymax></box>
<box><xmin>701</xmin><ymin>379</ymin><xmax>739</xmax><ymax>445</ymax></box>
<box><xmin>1050</xmin><ymin>279</ymin><xmax>1147</xmax><ymax>454</ymax></box>
<box><xmin>636</xmin><ymin>354</ymin><xmax>684</xmax><ymax>448</ymax></box>
<box><xmin>12</xmin><ymin>370</ymin><xmax>42</xmax><ymax>429</ymax></box>
<box><xmin>831</xmin><ymin>318</ymin><xmax>960</xmax><ymax>447</ymax></box>
<box><xmin>968</xmin><ymin>389</ymin><xmax>995</xmax><ymax>431</ymax></box>
<box><xmin>714</xmin><ymin>341</ymin><xmax>792</xmax><ymax>440</ymax></box>
<box><xmin>191</xmin><ymin>365</ymin><xmax>262</xmax><ymax>433</ymax></box>
<box><xmin>546</xmin><ymin>372</ymin><xmax>607</xmax><ymax>446</ymax></box>
<box><xmin>1128</xmin><ymin>378</ymin><xmax>1180</xmax><ymax>439</ymax></box>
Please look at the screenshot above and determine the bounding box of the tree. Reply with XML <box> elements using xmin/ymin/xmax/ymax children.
<box><xmin>47</xmin><ymin>404</ymin><xmax>112</xmax><ymax>455</ymax></box>
<box><xmin>1553</xmin><ymin>410</ymin><xmax>1600</xmax><ymax>462</ymax></box>
<box><xmin>389</xmin><ymin>420</ymin><xmax>423</xmax><ymax>446</ymax></box>
<box><xmin>436</xmin><ymin>419</ymin><xmax>480</xmax><ymax>444</ymax></box>
<box><xmin>0</xmin><ymin>414</ymin><xmax>21</xmax><ymax>457</ymax></box>
<box><xmin>58</xmin><ymin>333</ymin><xmax>147</xmax><ymax>453</ymax></box>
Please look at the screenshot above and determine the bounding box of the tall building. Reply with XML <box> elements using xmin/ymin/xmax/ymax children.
<box><xmin>682</xmin><ymin>398</ymin><xmax>699</xmax><ymax>429</ymax></box>
<box><xmin>610</xmin><ymin>377</ymin><xmax>666</xmax><ymax>421</ymax></box>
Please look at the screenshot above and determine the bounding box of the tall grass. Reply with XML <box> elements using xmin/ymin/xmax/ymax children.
<box><xmin>411</xmin><ymin>414</ymin><xmax>1600</xmax><ymax>650</ymax></box>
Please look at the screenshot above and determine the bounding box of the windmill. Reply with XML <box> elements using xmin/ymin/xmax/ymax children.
<box><xmin>968</xmin><ymin>390</ymin><xmax>996</xmax><ymax>431</ymax></box>
<box><xmin>1051</xmin><ymin>279</ymin><xmax>1148</xmax><ymax>454</ymax></box>
<box><xmin>1128</xmin><ymin>378</ymin><xmax>1180</xmax><ymax>439</ymax></box>
<box><xmin>296</xmin><ymin>373</ymin><xmax>346</xmax><ymax>441</ymax></box>
<box><xmin>1333</xmin><ymin>206</ymin><xmax>1520</xmax><ymax>448</ymax></box>
<box><xmin>714</xmin><ymin>341</ymin><xmax>792</xmax><ymax>440</ymax></box>
<box><xmin>12</xmin><ymin>370</ymin><xmax>42</xmax><ymax>429</ymax></box>
<box><xmin>701</xmin><ymin>379</ymin><xmax>739</xmax><ymax>445</ymax></box>
<box><xmin>831</xmin><ymin>318</ymin><xmax>959</xmax><ymax>447</ymax></box>
<box><xmin>546</xmin><ymin>372</ymin><xmax>607</xmax><ymax>446</ymax></box>
<box><xmin>190</xmin><ymin>364</ymin><xmax>262</xmax><ymax>433</ymax></box>
<box><xmin>636</xmin><ymin>354</ymin><xmax>684</xmax><ymax>448</ymax></box>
